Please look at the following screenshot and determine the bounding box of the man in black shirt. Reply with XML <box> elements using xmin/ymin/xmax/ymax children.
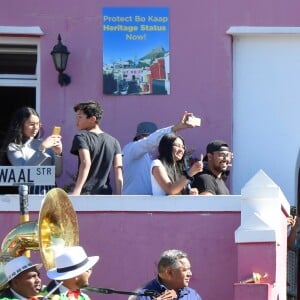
<box><xmin>192</xmin><ymin>140</ymin><xmax>232</xmax><ymax>195</ymax></box>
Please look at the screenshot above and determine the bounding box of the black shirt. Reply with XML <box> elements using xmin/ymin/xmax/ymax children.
<box><xmin>192</xmin><ymin>167</ymin><xmax>230</xmax><ymax>195</ymax></box>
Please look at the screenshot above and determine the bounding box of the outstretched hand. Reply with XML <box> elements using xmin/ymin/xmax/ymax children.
<box><xmin>39</xmin><ymin>134</ymin><xmax>62</xmax><ymax>155</ymax></box>
<box><xmin>189</xmin><ymin>187</ymin><xmax>199</xmax><ymax>195</ymax></box>
<box><xmin>288</xmin><ymin>215</ymin><xmax>297</xmax><ymax>227</ymax></box>
<box><xmin>172</xmin><ymin>111</ymin><xmax>199</xmax><ymax>132</ymax></box>
<box><xmin>189</xmin><ymin>154</ymin><xmax>204</xmax><ymax>177</ymax></box>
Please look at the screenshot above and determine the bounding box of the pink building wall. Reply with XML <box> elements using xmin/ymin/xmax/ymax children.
<box><xmin>0</xmin><ymin>198</ymin><xmax>241</xmax><ymax>300</ymax></box>
<box><xmin>2</xmin><ymin>1</ymin><xmax>300</xmax><ymax>189</ymax></box>
<box><xmin>0</xmin><ymin>189</ymin><xmax>289</xmax><ymax>300</ymax></box>
<box><xmin>0</xmin><ymin>2</ymin><xmax>296</xmax><ymax>297</ymax></box>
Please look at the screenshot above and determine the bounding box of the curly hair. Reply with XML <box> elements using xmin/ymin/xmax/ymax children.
<box><xmin>73</xmin><ymin>101</ymin><xmax>104</xmax><ymax>121</ymax></box>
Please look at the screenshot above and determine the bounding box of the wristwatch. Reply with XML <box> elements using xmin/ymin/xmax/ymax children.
<box><xmin>183</xmin><ymin>170</ymin><xmax>193</xmax><ymax>181</ymax></box>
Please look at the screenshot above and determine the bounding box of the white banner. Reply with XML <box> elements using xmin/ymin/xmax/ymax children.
<box><xmin>0</xmin><ymin>166</ymin><xmax>55</xmax><ymax>186</ymax></box>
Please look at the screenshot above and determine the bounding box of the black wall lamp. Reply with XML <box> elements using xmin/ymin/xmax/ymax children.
<box><xmin>51</xmin><ymin>34</ymin><xmax>71</xmax><ymax>86</ymax></box>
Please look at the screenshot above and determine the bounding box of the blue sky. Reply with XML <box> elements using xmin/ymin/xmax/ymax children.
<box><xmin>102</xmin><ymin>7</ymin><xmax>169</xmax><ymax>64</ymax></box>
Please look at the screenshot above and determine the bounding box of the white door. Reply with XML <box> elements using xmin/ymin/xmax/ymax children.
<box><xmin>228</xmin><ymin>27</ymin><xmax>300</xmax><ymax>205</ymax></box>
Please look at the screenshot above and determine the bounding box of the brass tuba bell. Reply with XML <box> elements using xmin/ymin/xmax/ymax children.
<box><xmin>0</xmin><ymin>188</ymin><xmax>79</xmax><ymax>289</ymax></box>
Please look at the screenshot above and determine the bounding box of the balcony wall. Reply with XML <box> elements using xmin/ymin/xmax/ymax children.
<box><xmin>0</xmin><ymin>171</ymin><xmax>289</xmax><ymax>300</ymax></box>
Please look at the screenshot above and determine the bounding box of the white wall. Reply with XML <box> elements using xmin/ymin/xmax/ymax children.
<box><xmin>229</xmin><ymin>27</ymin><xmax>300</xmax><ymax>205</ymax></box>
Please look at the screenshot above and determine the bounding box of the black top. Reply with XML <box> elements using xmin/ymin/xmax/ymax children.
<box><xmin>70</xmin><ymin>131</ymin><xmax>121</xmax><ymax>195</ymax></box>
<box><xmin>192</xmin><ymin>167</ymin><xmax>230</xmax><ymax>195</ymax></box>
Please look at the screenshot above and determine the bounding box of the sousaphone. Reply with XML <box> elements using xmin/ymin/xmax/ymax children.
<box><xmin>0</xmin><ymin>188</ymin><xmax>79</xmax><ymax>290</ymax></box>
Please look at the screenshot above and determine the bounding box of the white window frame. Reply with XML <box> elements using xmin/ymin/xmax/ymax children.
<box><xmin>0</xmin><ymin>26</ymin><xmax>44</xmax><ymax>112</ymax></box>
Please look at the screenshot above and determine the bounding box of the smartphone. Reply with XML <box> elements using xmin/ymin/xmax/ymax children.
<box><xmin>186</xmin><ymin>116</ymin><xmax>201</xmax><ymax>127</ymax></box>
<box><xmin>52</xmin><ymin>126</ymin><xmax>61</xmax><ymax>135</ymax></box>
<box><xmin>290</xmin><ymin>206</ymin><xmax>297</xmax><ymax>217</ymax></box>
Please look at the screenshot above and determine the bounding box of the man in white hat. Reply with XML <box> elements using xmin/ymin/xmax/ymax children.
<box><xmin>122</xmin><ymin>111</ymin><xmax>200</xmax><ymax>195</ymax></box>
<box><xmin>0</xmin><ymin>256</ymin><xmax>43</xmax><ymax>300</ymax></box>
<box><xmin>46</xmin><ymin>246</ymin><xmax>99</xmax><ymax>300</ymax></box>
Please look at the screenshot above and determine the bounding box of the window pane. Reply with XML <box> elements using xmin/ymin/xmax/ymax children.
<box><xmin>0</xmin><ymin>45</ymin><xmax>37</xmax><ymax>75</ymax></box>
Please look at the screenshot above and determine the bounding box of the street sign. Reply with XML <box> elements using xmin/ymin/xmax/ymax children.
<box><xmin>0</xmin><ymin>166</ymin><xmax>55</xmax><ymax>186</ymax></box>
